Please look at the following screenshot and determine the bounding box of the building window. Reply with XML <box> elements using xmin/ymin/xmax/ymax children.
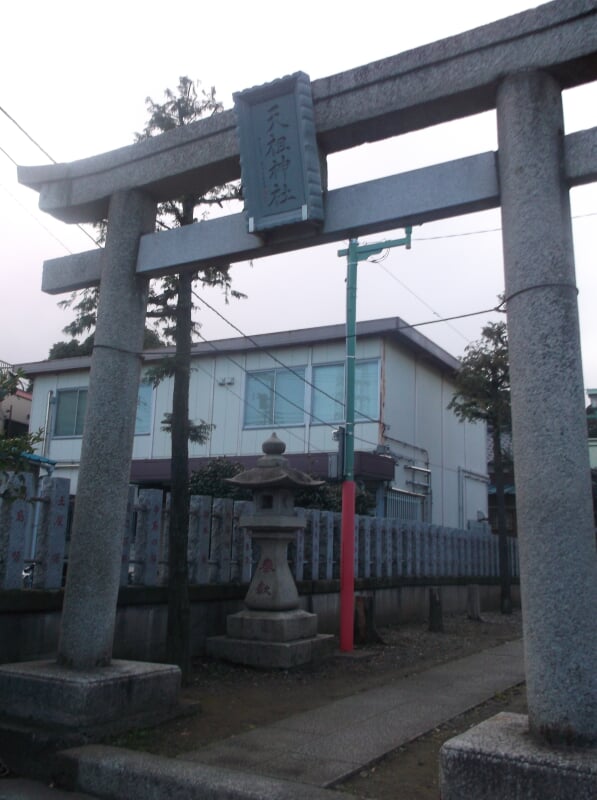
<box><xmin>311</xmin><ymin>360</ymin><xmax>379</xmax><ymax>423</ymax></box>
<box><xmin>54</xmin><ymin>389</ymin><xmax>87</xmax><ymax>437</ymax></box>
<box><xmin>54</xmin><ymin>383</ymin><xmax>153</xmax><ymax>437</ymax></box>
<box><xmin>385</xmin><ymin>488</ymin><xmax>428</xmax><ymax>522</ymax></box>
<box><xmin>135</xmin><ymin>381</ymin><xmax>153</xmax><ymax>435</ymax></box>
<box><xmin>245</xmin><ymin>368</ymin><xmax>305</xmax><ymax>427</ymax></box>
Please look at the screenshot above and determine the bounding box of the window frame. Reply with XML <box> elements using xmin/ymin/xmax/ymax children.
<box><xmin>244</xmin><ymin>366</ymin><xmax>307</xmax><ymax>428</ymax></box>
<box><xmin>54</xmin><ymin>387</ymin><xmax>88</xmax><ymax>438</ymax></box>
<box><xmin>53</xmin><ymin>382</ymin><xmax>155</xmax><ymax>438</ymax></box>
<box><xmin>310</xmin><ymin>358</ymin><xmax>380</xmax><ymax>425</ymax></box>
<box><xmin>135</xmin><ymin>380</ymin><xmax>154</xmax><ymax>436</ymax></box>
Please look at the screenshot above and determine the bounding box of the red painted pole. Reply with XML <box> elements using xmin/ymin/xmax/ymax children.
<box><xmin>340</xmin><ymin>479</ymin><xmax>356</xmax><ymax>651</ymax></box>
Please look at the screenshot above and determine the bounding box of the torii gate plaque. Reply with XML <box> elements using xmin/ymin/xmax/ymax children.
<box><xmin>3</xmin><ymin>2</ymin><xmax>597</xmax><ymax>793</ymax></box>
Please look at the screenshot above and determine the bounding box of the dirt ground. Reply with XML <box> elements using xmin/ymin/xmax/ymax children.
<box><xmin>110</xmin><ymin>610</ymin><xmax>525</xmax><ymax>800</ymax></box>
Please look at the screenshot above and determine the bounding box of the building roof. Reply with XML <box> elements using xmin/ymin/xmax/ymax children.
<box><xmin>19</xmin><ymin>316</ymin><xmax>460</xmax><ymax>377</ymax></box>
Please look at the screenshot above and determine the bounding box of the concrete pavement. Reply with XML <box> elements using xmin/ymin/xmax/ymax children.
<box><xmin>179</xmin><ymin>638</ymin><xmax>524</xmax><ymax>787</ymax></box>
<box><xmin>0</xmin><ymin>639</ymin><xmax>524</xmax><ymax>799</ymax></box>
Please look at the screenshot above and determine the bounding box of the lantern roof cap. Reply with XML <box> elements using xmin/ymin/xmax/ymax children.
<box><xmin>226</xmin><ymin>433</ymin><xmax>325</xmax><ymax>489</ymax></box>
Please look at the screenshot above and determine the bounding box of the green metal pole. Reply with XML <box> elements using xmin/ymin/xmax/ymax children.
<box><xmin>345</xmin><ymin>239</ymin><xmax>358</xmax><ymax>482</ymax></box>
<box><xmin>340</xmin><ymin>239</ymin><xmax>358</xmax><ymax>651</ymax></box>
<box><xmin>337</xmin><ymin>228</ymin><xmax>412</xmax><ymax>652</ymax></box>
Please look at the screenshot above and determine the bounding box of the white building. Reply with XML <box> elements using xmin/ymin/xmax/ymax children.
<box><xmin>20</xmin><ymin>317</ymin><xmax>488</xmax><ymax>528</ymax></box>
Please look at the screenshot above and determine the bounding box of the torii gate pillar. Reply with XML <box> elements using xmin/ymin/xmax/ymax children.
<box><xmin>58</xmin><ymin>190</ymin><xmax>157</xmax><ymax>668</ymax></box>
<box><xmin>440</xmin><ymin>70</ymin><xmax>597</xmax><ymax>798</ymax></box>
<box><xmin>0</xmin><ymin>191</ymin><xmax>183</xmax><ymax>756</ymax></box>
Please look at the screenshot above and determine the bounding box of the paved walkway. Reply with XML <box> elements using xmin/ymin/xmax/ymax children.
<box><xmin>0</xmin><ymin>639</ymin><xmax>524</xmax><ymax>799</ymax></box>
<box><xmin>180</xmin><ymin>638</ymin><xmax>524</xmax><ymax>787</ymax></box>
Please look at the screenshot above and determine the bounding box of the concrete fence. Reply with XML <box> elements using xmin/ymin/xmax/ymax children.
<box><xmin>0</xmin><ymin>478</ymin><xmax>519</xmax><ymax>591</ymax></box>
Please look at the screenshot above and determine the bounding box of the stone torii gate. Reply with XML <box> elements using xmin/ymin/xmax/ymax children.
<box><xmin>3</xmin><ymin>0</ymin><xmax>597</xmax><ymax>793</ymax></box>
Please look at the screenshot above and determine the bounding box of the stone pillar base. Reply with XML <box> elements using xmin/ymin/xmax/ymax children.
<box><xmin>0</xmin><ymin>658</ymin><xmax>184</xmax><ymax>781</ymax></box>
<box><xmin>440</xmin><ymin>712</ymin><xmax>597</xmax><ymax>800</ymax></box>
<box><xmin>0</xmin><ymin>659</ymin><xmax>181</xmax><ymax>729</ymax></box>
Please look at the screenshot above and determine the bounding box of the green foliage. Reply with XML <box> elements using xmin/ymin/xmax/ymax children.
<box><xmin>160</xmin><ymin>413</ymin><xmax>214</xmax><ymax>444</ymax></box>
<box><xmin>48</xmin><ymin>335</ymin><xmax>95</xmax><ymax>359</ymax></box>
<box><xmin>0</xmin><ymin>369</ymin><xmax>21</xmax><ymax>403</ymax></box>
<box><xmin>49</xmin><ymin>326</ymin><xmax>165</xmax><ymax>359</ymax></box>
<box><xmin>137</xmin><ymin>78</ymin><xmax>244</xmax><ymax>346</ymax></box>
<box><xmin>54</xmin><ymin>76</ymin><xmax>244</xmax><ymax>357</ymax></box>
<box><xmin>0</xmin><ymin>370</ymin><xmax>43</xmax><ymax>473</ymax></box>
<box><xmin>189</xmin><ymin>458</ymin><xmax>250</xmax><ymax>500</ymax></box>
<box><xmin>448</xmin><ymin>321</ymin><xmax>511</xmax><ymax>435</ymax></box>
<box><xmin>58</xmin><ymin>288</ymin><xmax>100</xmax><ymax>340</ymax></box>
<box><xmin>188</xmin><ymin>457</ymin><xmax>376</xmax><ymax>514</ymax></box>
<box><xmin>450</xmin><ymin>319</ymin><xmax>513</xmax><ymax>612</ymax></box>
<box><xmin>294</xmin><ymin>481</ymin><xmax>376</xmax><ymax>515</ymax></box>
<box><xmin>0</xmin><ymin>430</ymin><xmax>44</xmax><ymax>475</ymax></box>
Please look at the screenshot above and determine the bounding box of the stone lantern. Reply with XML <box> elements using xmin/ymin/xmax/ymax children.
<box><xmin>207</xmin><ymin>433</ymin><xmax>334</xmax><ymax>668</ymax></box>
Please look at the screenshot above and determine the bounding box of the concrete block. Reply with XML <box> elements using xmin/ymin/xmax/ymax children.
<box><xmin>57</xmin><ymin>744</ymin><xmax>358</xmax><ymax>800</ymax></box>
<box><xmin>226</xmin><ymin>609</ymin><xmax>318</xmax><ymax>642</ymax></box>
<box><xmin>440</xmin><ymin>712</ymin><xmax>597</xmax><ymax>800</ymax></box>
<box><xmin>206</xmin><ymin>634</ymin><xmax>334</xmax><ymax>669</ymax></box>
<box><xmin>0</xmin><ymin>659</ymin><xmax>180</xmax><ymax>728</ymax></box>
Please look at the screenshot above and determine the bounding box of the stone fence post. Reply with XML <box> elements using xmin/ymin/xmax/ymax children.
<box><xmin>132</xmin><ymin>488</ymin><xmax>163</xmax><ymax>586</ymax></box>
<box><xmin>0</xmin><ymin>473</ymin><xmax>34</xmax><ymax>590</ymax></box>
<box><xmin>32</xmin><ymin>476</ymin><xmax>70</xmax><ymax>590</ymax></box>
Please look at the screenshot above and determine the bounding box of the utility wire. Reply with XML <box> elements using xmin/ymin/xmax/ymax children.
<box><xmin>396</xmin><ymin>300</ymin><xmax>506</xmax><ymax>331</ymax></box>
<box><xmin>413</xmin><ymin>210</ymin><xmax>596</xmax><ymax>242</ymax></box>
<box><xmin>0</xmin><ymin>144</ymin><xmax>17</xmax><ymax>166</ymax></box>
<box><xmin>0</xmin><ymin>112</ymin><xmax>101</xmax><ymax>249</ymax></box>
<box><xmin>192</xmin><ymin>289</ymin><xmax>379</xmax><ymax>425</ymax></box>
<box><xmin>190</xmin><ymin>287</ymin><xmax>507</xmax><ymax>453</ymax></box>
<box><xmin>192</xmin><ymin>287</ymin><xmax>502</xmax><ymax>454</ymax></box>
<box><xmin>0</xmin><ymin>104</ymin><xmax>57</xmax><ymax>164</ymax></box>
<box><xmin>0</xmin><ymin>181</ymin><xmax>74</xmax><ymax>253</ymax></box>
<box><xmin>193</xmin><ymin>329</ymin><xmax>342</xmax><ymax>436</ymax></box>
<box><xmin>375</xmin><ymin>261</ymin><xmax>471</xmax><ymax>343</ymax></box>
<box><xmin>196</xmin><ymin>327</ymin><xmax>385</xmax><ymax>453</ymax></box>
<box><xmin>190</xmin><ymin>357</ymin><xmax>329</xmax><ymax>455</ymax></box>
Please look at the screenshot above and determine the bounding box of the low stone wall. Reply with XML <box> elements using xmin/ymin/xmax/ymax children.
<box><xmin>0</xmin><ymin>578</ymin><xmax>519</xmax><ymax>665</ymax></box>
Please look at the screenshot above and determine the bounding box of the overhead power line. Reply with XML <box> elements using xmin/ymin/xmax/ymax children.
<box><xmin>191</xmin><ymin>357</ymin><xmax>329</xmax><ymax>456</ymax></box>
<box><xmin>190</xmin><ymin>286</ymin><xmax>506</xmax><ymax>455</ymax></box>
<box><xmin>0</xmin><ymin>107</ymin><xmax>100</xmax><ymax>249</ymax></box>
<box><xmin>0</xmin><ymin>181</ymin><xmax>74</xmax><ymax>253</ymax></box>
<box><xmin>192</xmin><ymin>289</ymin><xmax>378</xmax><ymax>422</ymax></box>
<box><xmin>0</xmin><ymin>144</ymin><xmax>17</xmax><ymax>166</ymax></box>
<box><xmin>0</xmin><ymin>104</ymin><xmax>57</xmax><ymax>164</ymax></box>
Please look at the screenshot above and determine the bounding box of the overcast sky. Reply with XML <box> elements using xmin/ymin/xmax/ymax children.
<box><xmin>1</xmin><ymin>1</ymin><xmax>596</xmax><ymax>387</ymax></box>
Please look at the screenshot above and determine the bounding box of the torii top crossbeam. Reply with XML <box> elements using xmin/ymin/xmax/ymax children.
<box><xmin>18</xmin><ymin>0</ymin><xmax>597</xmax><ymax>224</ymax></box>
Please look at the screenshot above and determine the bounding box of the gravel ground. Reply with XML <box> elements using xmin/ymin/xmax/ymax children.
<box><xmin>108</xmin><ymin>609</ymin><xmax>524</xmax><ymax>800</ymax></box>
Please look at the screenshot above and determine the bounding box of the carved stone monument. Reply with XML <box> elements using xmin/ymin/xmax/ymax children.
<box><xmin>207</xmin><ymin>433</ymin><xmax>334</xmax><ymax>668</ymax></box>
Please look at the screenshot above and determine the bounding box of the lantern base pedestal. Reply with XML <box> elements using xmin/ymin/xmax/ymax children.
<box><xmin>227</xmin><ymin>608</ymin><xmax>317</xmax><ymax>641</ymax></box>
<box><xmin>207</xmin><ymin>609</ymin><xmax>334</xmax><ymax>669</ymax></box>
